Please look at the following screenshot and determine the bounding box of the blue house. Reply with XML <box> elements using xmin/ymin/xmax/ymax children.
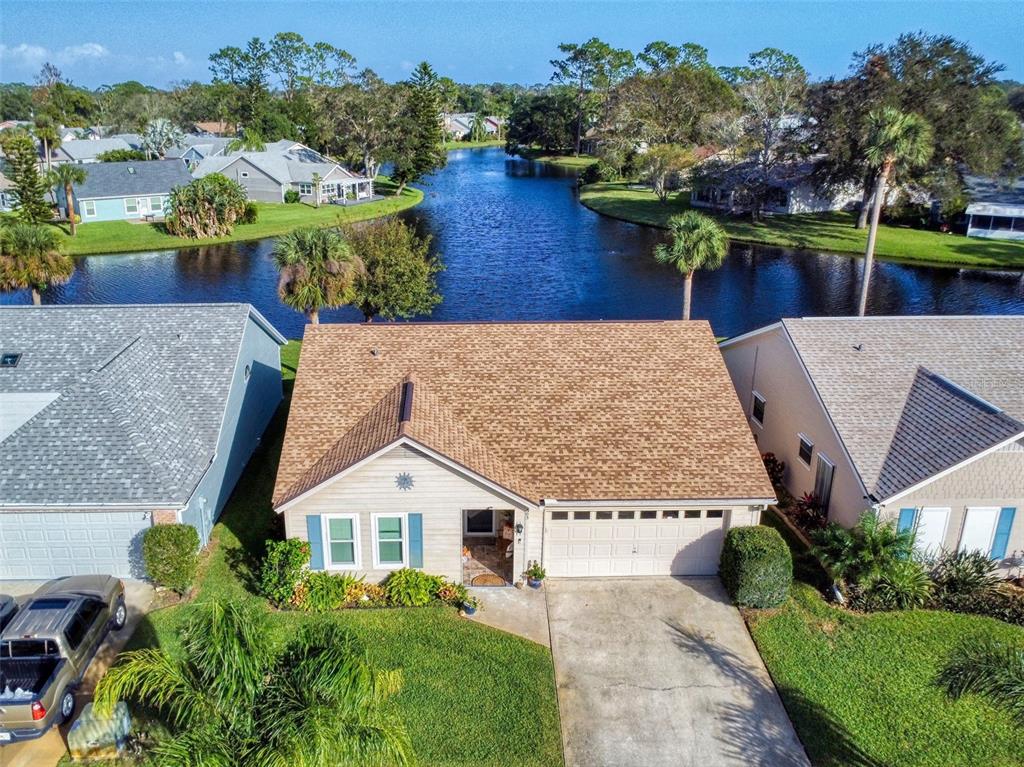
<box><xmin>0</xmin><ymin>304</ymin><xmax>286</xmax><ymax>579</ymax></box>
<box><xmin>57</xmin><ymin>160</ymin><xmax>194</xmax><ymax>223</ymax></box>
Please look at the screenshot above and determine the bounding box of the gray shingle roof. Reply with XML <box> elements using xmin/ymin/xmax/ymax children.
<box><xmin>782</xmin><ymin>316</ymin><xmax>1024</xmax><ymax>501</ymax></box>
<box><xmin>0</xmin><ymin>304</ymin><xmax>283</xmax><ymax>508</ymax></box>
<box><xmin>193</xmin><ymin>142</ymin><xmax>365</xmax><ymax>185</ymax></box>
<box><xmin>73</xmin><ymin>160</ymin><xmax>194</xmax><ymax>200</ymax></box>
<box><xmin>55</xmin><ymin>138</ymin><xmax>132</xmax><ymax>162</ymax></box>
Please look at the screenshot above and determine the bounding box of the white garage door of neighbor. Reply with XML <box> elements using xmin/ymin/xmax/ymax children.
<box><xmin>0</xmin><ymin>511</ymin><xmax>151</xmax><ymax>579</ymax></box>
<box><xmin>545</xmin><ymin>509</ymin><xmax>728</xmax><ymax>577</ymax></box>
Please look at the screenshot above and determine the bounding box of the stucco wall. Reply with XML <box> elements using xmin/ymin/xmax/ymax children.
<box><xmin>282</xmin><ymin>444</ymin><xmax>533</xmax><ymax>583</ymax></box>
<box><xmin>878</xmin><ymin>441</ymin><xmax>1024</xmax><ymax>570</ymax></box>
<box><xmin>215</xmin><ymin>158</ymin><xmax>283</xmax><ymax>203</ymax></box>
<box><xmin>182</xmin><ymin>316</ymin><xmax>283</xmax><ymax>544</ymax></box>
<box><xmin>786</xmin><ymin>181</ymin><xmax>860</xmax><ymax>214</ymax></box>
<box><xmin>721</xmin><ymin>327</ymin><xmax>869</xmax><ymax>527</ymax></box>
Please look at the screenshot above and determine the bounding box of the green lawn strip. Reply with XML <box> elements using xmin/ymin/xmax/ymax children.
<box><xmin>127</xmin><ymin>341</ymin><xmax>562</xmax><ymax>767</ymax></box>
<box><xmin>749</xmin><ymin>583</ymin><xmax>1023</xmax><ymax>767</ymax></box>
<box><xmin>579</xmin><ymin>182</ymin><xmax>1024</xmax><ymax>269</ymax></box>
<box><xmin>516</xmin><ymin>148</ymin><xmax>598</xmax><ymax>170</ymax></box>
<box><xmin>60</xmin><ymin>177</ymin><xmax>423</xmax><ymax>257</ymax></box>
<box><xmin>445</xmin><ymin>139</ymin><xmax>505</xmax><ymax>150</ymax></box>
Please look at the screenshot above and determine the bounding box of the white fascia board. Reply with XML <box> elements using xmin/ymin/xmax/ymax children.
<box><xmin>543</xmin><ymin>497</ymin><xmax>775</xmax><ymax>508</ymax></box>
<box><xmin>717</xmin><ymin>322</ymin><xmax>783</xmax><ymax>349</ymax></box>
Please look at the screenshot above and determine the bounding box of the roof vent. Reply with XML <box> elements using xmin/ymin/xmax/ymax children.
<box><xmin>370</xmin><ymin>347</ymin><xmax>381</xmax><ymax>358</ymax></box>
<box><xmin>127</xmin><ymin>166</ymin><xmax>136</xmax><ymax>174</ymax></box>
<box><xmin>0</xmin><ymin>352</ymin><xmax>21</xmax><ymax>368</ymax></box>
<box><xmin>852</xmin><ymin>344</ymin><xmax>864</xmax><ymax>352</ymax></box>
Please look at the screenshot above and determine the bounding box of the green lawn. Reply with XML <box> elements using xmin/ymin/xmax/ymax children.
<box><xmin>60</xmin><ymin>177</ymin><xmax>423</xmax><ymax>257</ymax></box>
<box><xmin>517</xmin><ymin>148</ymin><xmax>599</xmax><ymax>170</ymax></box>
<box><xmin>750</xmin><ymin>510</ymin><xmax>1023</xmax><ymax>767</ymax></box>
<box><xmin>127</xmin><ymin>341</ymin><xmax>563</xmax><ymax>767</ymax></box>
<box><xmin>445</xmin><ymin>139</ymin><xmax>505</xmax><ymax>150</ymax></box>
<box><xmin>580</xmin><ymin>182</ymin><xmax>1024</xmax><ymax>270</ymax></box>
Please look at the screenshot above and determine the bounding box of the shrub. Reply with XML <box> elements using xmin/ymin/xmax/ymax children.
<box><xmin>812</xmin><ymin>510</ymin><xmax>914</xmax><ymax>588</ymax></box>
<box><xmin>580</xmin><ymin>160</ymin><xmax>618</xmax><ymax>185</ymax></box>
<box><xmin>720</xmin><ymin>526</ymin><xmax>792</xmax><ymax>608</ymax></box>
<box><xmin>435</xmin><ymin>581</ymin><xmax>468</xmax><ymax>606</ymax></box>
<box><xmin>929</xmin><ymin>550</ymin><xmax>1001</xmax><ymax>601</ymax></box>
<box><xmin>240</xmin><ymin>201</ymin><xmax>258</xmax><ymax>224</ymax></box>
<box><xmin>283</xmin><ymin>189</ymin><xmax>301</xmax><ymax>204</ymax></box>
<box><xmin>383</xmin><ymin>568</ymin><xmax>442</xmax><ymax>607</ymax></box>
<box><xmin>861</xmin><ymin>560</ymin><xmax>932</xmax><ymax>610</ymax></box>
<box><xmin>298</xmin><ymin>571</ymin><xmax>363</xmax><ymax>612</ymax></box>
<box><xmin>346</xmin><ymin>581</ymin><xmax>388</xmax><ymax>607</ymax></box>
<box><xmin>761</xmin><ymin>452</ymin><xmax>786</xmax><ymax>487</ymax></box>
<box><xmin>939</xmin><ymin>587</ymin><xmax>1024</xmax><ymax>628</ymax></box>
<box><xmin>792</xmin><ymin>492</ymin><xmax>827</xmax><ymax>531</ymax></box>
<box><xmin>142</xmin><ymin>524</ymin><xmax>199</xmax><ymax>595</ymax></box>
<box><xmin>165</xmin><ymin>173</ymin><xmax>248</xmax><ymax>239</ymax></box>
<box><xmin>259</xmin><ymin>538</ymin><xmax>310</xmax><ymax>607</ymax></box>
<box><xmin>938</xmin><ymin>638</ymin><xmax>1024</xmax><ymax>724</ymax></box>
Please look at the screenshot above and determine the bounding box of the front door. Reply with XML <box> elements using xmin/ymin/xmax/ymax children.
<box><xmin>137</xmin><ymin>197</ymin><xmax>151</xmax><ymax>216</ymax></box>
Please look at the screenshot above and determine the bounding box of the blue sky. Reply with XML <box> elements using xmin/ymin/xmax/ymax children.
<box><xmin>2</xmin><ymin>1</ymin><xmax>1022</xmax><ymax>88</ymax></box>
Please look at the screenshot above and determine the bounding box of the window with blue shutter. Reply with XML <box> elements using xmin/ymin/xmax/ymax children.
<box><xmin>306</xmin><ymin>515</ymin><xmax>324</xmax><ymax>570</ymax></box>
<box><xmin>408</xmin><ymin>513</ymin><xmax>423</xmax><ymax>568</ymax></box>
<box><xmin>897</xmin><ymin>508</ymin><xmax>917</xmax><ymax>534</ymax></box>
<box><xmin>991</xmin><ymin>507</ymin><xmax>1016</xmax><ymax>560</ymax></box>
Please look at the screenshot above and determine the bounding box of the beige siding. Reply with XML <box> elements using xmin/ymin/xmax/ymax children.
<box><xmin>721</xmin><ymin>328</ymin><xmax>869</xmax><ymax>527</ymax></box>
<box><xmin>282</xmin><ymin>444</ymin><xmax>531</xmax><ymax>583</ymax></box>
<box><xmin>879</xmin><ymin>441</ymin><xmax>1024</xmax><ymax>571</ymax></box>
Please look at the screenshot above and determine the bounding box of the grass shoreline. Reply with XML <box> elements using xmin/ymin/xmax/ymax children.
<box><xmin>445</xmin><ymin>138</ymin><xmax>505</xmax><ymax>150</ymax></box>
<box><xmin>60</xmin><ymin>176</ymin><xmax>423</xmax><ymax>257</ymax></box>
<box><xmin>579</xmin><ymin>182</ymin><xmax>1024</xmax><ymax>270</ymax></box>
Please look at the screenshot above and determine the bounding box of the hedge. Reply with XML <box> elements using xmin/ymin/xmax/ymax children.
<box><xmin>142</xmin><ymin>523</ymin><xmax>199</xmax><ymax>595</ymax></box>
<box><xmin>720</xmin><ymin>526</ymin><xmax>792</xmax><ymax>608</ymax></box>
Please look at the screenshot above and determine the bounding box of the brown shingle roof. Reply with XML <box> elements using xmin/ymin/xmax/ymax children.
<box><xmin>273</xmin><ymin>322</ymin><xmax>774</xmax><ymax>507</ymax></box>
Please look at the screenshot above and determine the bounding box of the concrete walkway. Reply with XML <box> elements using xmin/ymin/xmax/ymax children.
<box><xmin>0</xmin><ymin>580</ymin><xmax>155</xmax><ymax>767</ymax></box>
<box><xmin>546</xmin><ymin>577</ymin><xmax>810</xmax><ymax>767</ymax></box>
<box><xmin>465</xmin><ymin>584</ymin><xmax>550</xmax><ymax>645</ymax></box>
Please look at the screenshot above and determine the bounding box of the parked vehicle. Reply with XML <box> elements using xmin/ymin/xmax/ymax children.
<box><xmin>0</xmin><ymin>597</ymin><xmax>17</xmax><ymax>634</ymax></box>
<box><xmin>0</xmin><ymin>576</ymin><xmax>126</xmax><ymax>743</ymax></box>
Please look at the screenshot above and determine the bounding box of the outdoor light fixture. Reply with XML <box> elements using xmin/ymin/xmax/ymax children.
<box><xmin>515</xmin><ymin>523</ymin><xmax>524</xmax><ymax>534</ymax></box>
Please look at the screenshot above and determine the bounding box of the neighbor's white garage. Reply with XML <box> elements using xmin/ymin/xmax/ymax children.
<box><xmin>543</xmin><ymin>507</ymin><xmax>743</xmax><ymax>577</ymax></box>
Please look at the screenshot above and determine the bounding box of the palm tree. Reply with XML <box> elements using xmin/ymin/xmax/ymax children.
<box><xmin>95</xmin><ymin>601</ymin><xmax>412</xmax><ymax>767</ymax></box>
<box><xmin>142</xmin><ymin>118</ymin><xmax>185</xmax><ymax>160</ymax></box>
<box><xmin>0</xmin><ymin>222</ymin><xmax>74</xmax><ymax>305</ymax></box>
<box><xmin>856</xmin><ymin>107</ymin><xmax>933</xmax><ymax>316</ymax></box>
<box><xmin>33</xmin><ymin>116</ymin><xmax>61</xmax><ymax>174</ymax></box>
<box><xmin>311</xmin><ymin>172</ymin><xmax>323</xmax><ymax>208</ymax></box>
<box><xmin>49</xmin><ymin>164</ymin><xmax>87</xmax><ymax>236</ymax></box>
<box><xmin>468</xmin><ymin>113</ymin><xmax>488</xmax><ymax>143</ymax></box>
<box><xmin>274</xmin><ymin>226</ymin><xmax>363</xmax><ymax>324</ymax></box>
<box><xmin>226</xmin><ymin>127</ymin><xmax>266</xmax><ymax>154</ymax></box>
<box><xmin>654</xmin><ymin>211</ymin><xmax>729</xmax><ymax>320</ymax></box>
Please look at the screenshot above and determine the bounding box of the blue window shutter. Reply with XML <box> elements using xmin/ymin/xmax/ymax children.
<box><xmin>408</xmin><ymin>513</ymin><xmax>423</xmax><ymax>568</ymax></box>
<box><xmin>897</xmin><ymin>508</ymin><xmax>916</xmax><ymax>534</ymax></box>
<box><xmin>306</xmin><ymin>515</ymin><xmax>324</xmax><ymax>570</ymax></box>
<box><xmin>991</xmin><ymin>508</ymin><xmax>1016</xmax><ymax>560</ymax></box>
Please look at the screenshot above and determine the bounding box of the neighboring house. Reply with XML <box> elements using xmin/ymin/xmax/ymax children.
<box><xmin>193</xmin><ymin>140</ymin><xmax>373</xmax><ymax>205</ymax></box>
<box><xmin>443</xmin><ymin>113</ymin><xmax>501</xmax><ymax>140</ymax></box>
<box><xmin>0</xmin><ymin>304</ymin><xmax>285</xmax><ymax>579</ymax></box>
<box><xmin>691</xmin><ymin>158</ymin><xmax>861</xmax><ymax>215</ymax></box>
<box><xmin>50</xmin><ymin>137</ymin><xmax>133</xmax><ymax>164</ymax></box>
<box><xmin>56</xmin><ymin>159</ymin><xmax>194</xmax><ymax>222</ymax></box>
<box><xmin>165</xmin><ymin>135</ymin><xmax>234</xmax><ymax>166</ymax></box>
<box><xmin>272</xmin><ymin>322</ymin><xmax>773</xmax><ymax>586</ymax></box>
<box><xmin>964</xmin><ymin>175</ymin><xmax>1024</xmax><ymax>241</ymax></box>
<box><xmin>720</xmin><ymin>316</ymin><xmax>1024</xmax><ymax>571</ymax></box>
<box><xmin>0</xmin><ymin>170</ymin><xmax>14</xmax><ymax>212</ymax></box>
<box><xmin>193</xmin><ymin>120</ymin><xmax>236</xmax><ymax>137</ymax></box>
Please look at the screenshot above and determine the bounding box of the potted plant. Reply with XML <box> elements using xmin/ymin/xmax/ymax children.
<box><xmin>461</xmin><ymin>595</ymin><xmax>481</xmax><ymax>616</ymax></box>
<box><xmin>526</xmin><ymin>561</ymin><xmax>546</xmax><ymax>589</ymax></box>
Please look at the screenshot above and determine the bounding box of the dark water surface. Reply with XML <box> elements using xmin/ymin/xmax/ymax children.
<box><xmin>6</xmin><ymin>148</ymin><xmax>1022</xmax><ymax>337</ymax></box>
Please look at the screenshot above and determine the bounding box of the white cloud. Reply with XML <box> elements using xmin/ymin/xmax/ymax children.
<box><xmin>0</xmin><ymin>43</ymin><xmax>49</xmax><ymax>67</ymax></box>
<box><xmin>0</xmin><ymin>41</ymin><xmax>109</xmax><ymax>69</ymax></box>
<box><xmin>172</xmin><ymin>51</ymin><xmax>188</xmax><ymax>65</ymax></box>
<box><xmin>61</xmin><ymin>43</ymin><xmax>109</xmax><ymax>61</ymax></box>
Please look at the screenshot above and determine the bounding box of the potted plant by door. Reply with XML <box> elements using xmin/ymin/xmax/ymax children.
<box><xmin>526</xmin><ymin>561</ymin><xmax>546</xmax><ymax>589</ymax></box>
<box><xmin>461</xmin><ymin>595</ymin><xmax>481</xmax><ymax>616</ymax></box>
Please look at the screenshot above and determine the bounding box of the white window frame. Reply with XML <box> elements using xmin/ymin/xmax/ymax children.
<box><xmin>751</xmin><ymin>391</ymin><xmax>766</xmax><ymax>427</ymax></box>
<box><xmin>371</xmin><ymin>512</ymin><xmax>408</xmax><ymax>570</ymax></box>
<box><xmin>298</xmin><ymin>183</ymin><xmax>313</xmax><ymax>196</ymax></box>
<box><xmin>124</xmin><ymin>197</ymin><xmax>139</xmax><ymax>215</ymax></box>
<box><xmin>797</xmin><ymin>433</ymin><xmax>814</xmax><ymax>466</ymax></box>
<box><xmin>463</xmin><ymin>508</ymin><xmax>496</xmax><ymax>537</ymax></box>
<box><xmin>321</xmin><ymin>513</ymin><xmax>361</xmax><ymax>570</ymax></box>
<box><xmin>82</xmin><ymin>199</ymin><xmax>96</xmax><ymax>218</ymax></box>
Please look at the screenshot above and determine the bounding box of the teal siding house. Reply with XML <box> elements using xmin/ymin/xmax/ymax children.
<box><xmin>57</xmin><ymin>159</ymin><xmax>193</xmax><ymax>223</ymax></box>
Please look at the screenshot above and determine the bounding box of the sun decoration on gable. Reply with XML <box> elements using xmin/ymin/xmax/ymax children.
<box><xmin>395</xmin><ymin>472</ymin><xmax>414</xmax><ymax>491</ymax></box>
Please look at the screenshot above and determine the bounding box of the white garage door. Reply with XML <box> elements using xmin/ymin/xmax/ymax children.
<box><xmin>544</xmin><ymin>508</ymin><xmax>728</xmax><ymax>577</ymax></box>
<box><xmin>0</xmin><ymin>511</ymin><xmax>151</xmax><ymax>579</ymax></box>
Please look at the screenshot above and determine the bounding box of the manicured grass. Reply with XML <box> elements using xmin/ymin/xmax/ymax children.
<box><xmin>127</xmin><ymin>341</ymin><xmax>563</xmax><ymax>767</ymax></box>
<box><xmin>580</xmin><ymin>182</ymin><xmax>1024</xmax><ymax>270</ymax></box>
<box><xmin>59</xmin><ymin>177</ymin><xmax>423</xmax><ymax>256</ymax></box>
<box><xmin>517</xmin><ymin>148</ymin><xmax>599</xmax><ymax>170</ymax></box>
<box><xmin>445</xmin><ymin>139</ymin><xmax>505</xmax><ymax>150</ymax></box>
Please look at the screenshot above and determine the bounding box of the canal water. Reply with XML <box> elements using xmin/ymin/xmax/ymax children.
<box><xmin>5</xmin><ymin>147</ymin><xmax>1022</xmax><ymax>338</ymax></box>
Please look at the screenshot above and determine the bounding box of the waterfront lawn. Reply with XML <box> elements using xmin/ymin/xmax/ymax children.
<box><xmin>580</xmin><ymin>182</ymin><xmax>1024</xmax><ymax>269</ymax></box>
<box><xmin>127</xmin><ymin>341</ymin><xmax>563</xmax><ymax>767</ymax></box>
<box><xmin>518</xmin><ymin>148</ymin><xmax>599</xmax><ymax>170</ymax></box>
<box><xmin>445</xmin><ymin>138</ymin><xmax>505</xmax><ymax>150</ymax></box>
<box><xmin>59</xmin><ymin>177</ymin><xmax>423</xmax><ymax>256</ymax></box>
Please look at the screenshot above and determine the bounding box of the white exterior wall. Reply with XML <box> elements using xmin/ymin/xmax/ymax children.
<box><xmin>785</xmin><ymin>181</ymin><xmax>860</xmax><ymax>214</ymax></box>
<box><xmin>282</xmin><ymin>444</ymin><xmax>533</xmax><ymax>583</ymax></box>
<box><xmin>721</xmin><ymin>327</ymin><xmax>870</xmax><ymax>527</ymax></box>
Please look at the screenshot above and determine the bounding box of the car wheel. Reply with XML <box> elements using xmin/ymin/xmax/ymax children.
<box><xmin>112</xmin><ymin>599</ymin><xmax>127</xmax><ymax>630</ymax></box>
<box><xmin>58</xmin><ymin>689</ymin><xmax>76</xmax><ymax>724</ymax></box>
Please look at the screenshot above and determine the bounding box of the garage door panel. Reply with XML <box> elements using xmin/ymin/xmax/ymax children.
<box><xmin>0</xmin><ymin>511</ymin><xmax>151</xmax><ymax>579</ymax></box>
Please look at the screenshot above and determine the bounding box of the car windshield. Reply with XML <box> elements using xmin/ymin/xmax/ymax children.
<box><xmin>0</xmin><ymin>639</ymin><xmax>60</xmax><ymax>658</ymax></box>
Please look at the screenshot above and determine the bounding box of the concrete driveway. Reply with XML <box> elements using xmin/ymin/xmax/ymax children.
<box><xmin>0</xmin><ymin>579</ymin><xmax>154</xmax><ymax>767</ymax></box>
<box><xmin>546</xmin><ymin>577</ymin><xmax>810</xmax><ymax>767</ymax></box>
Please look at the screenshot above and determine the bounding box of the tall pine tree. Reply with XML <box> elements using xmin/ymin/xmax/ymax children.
<box><xmin>390</xmin><ymin>62</ymin><xmax>447</xmax><ymax>195</ymax></box>
<box><xmin>0</xmin><ymin>131</ymin><xmax>53</xmax><ymax>224</ymax></box>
